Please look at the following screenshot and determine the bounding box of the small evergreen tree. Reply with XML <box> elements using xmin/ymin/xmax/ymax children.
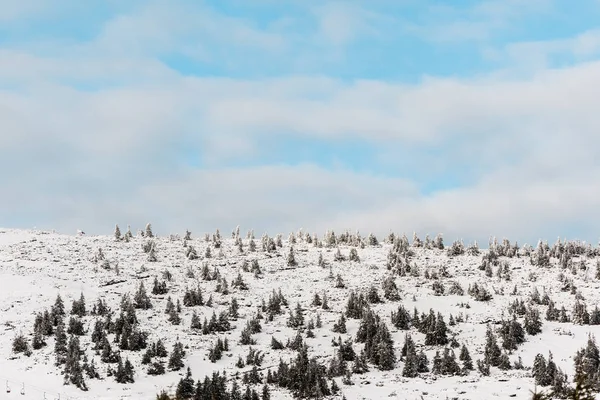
<box><xmin>134</xmin><ymin>281</ymin><xmax>152</xmax><ymax>309</ymax></box>
<box><xmin>168</xmin><ymin>341</ymin><xmax>185</xmax><ymax>371</ymax></box>
<box><xmin>146</xmin><ymin>223</ymin><xmax>154</xmax><ymax>238</ymax></box>
<box><xmin>176</xmin><ymin>367</ymin><xmax>195</xmax><ymax>399</ymax></box>
<box><xmin>287</xmin><ymin>246</ymin><xmax>297</xmax><ymax>267</ymax></box>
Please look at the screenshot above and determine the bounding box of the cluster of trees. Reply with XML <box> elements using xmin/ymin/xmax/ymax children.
<box><xmin>529</xmin><ymin>335</ymin><xmax>600</xmax><ymax>399</ymax></box>
<box><xmin>16</xmin><ymin>225</ymin><xmax>600</xmax><ymax>400</ymax></box>
<box><xmin>13</xmin><ymin>291</ymin><xmax>190</xmax><ymax>391</ymax></box>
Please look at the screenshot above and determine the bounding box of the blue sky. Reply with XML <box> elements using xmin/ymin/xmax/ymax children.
<box><xmin>1</xmin><ymin>0</ymin><xmax>600</xmax><ymax>245</ymax></box>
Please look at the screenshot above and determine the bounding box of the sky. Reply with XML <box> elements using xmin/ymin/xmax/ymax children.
<box><xmin>1</xmin><ymin>0</ymin><xmax>600</xmax><ymax>246</ymax></box>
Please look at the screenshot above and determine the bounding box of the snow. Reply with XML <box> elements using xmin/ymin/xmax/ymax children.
<box><xmin>0</xmin><ymin>228</ymin><xmax>599</xmax><ymax>400</ymax></box>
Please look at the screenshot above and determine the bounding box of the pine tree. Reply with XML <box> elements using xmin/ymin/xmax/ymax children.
<box><xmin>484</xmin><ymin>325</ymin><xmax>502</xmax><ymax>367</ymax></box>
<box><xmin>55</xmin><ymin>320</ymin><xmax>68</xmax><ymax>364</ymax></box>
<box><xmin>64</xmin><ymin>335</ymin><xmax>87</xmax><ymax>390</ymax></box>
<box><xmin>123</xmin><ymin>358</ymin><xmax>135</xmax><ymax>383</ymax></box>
<box><xmin>261</xmin><ymin>384</ymin><xmax>271</xmax><ymax>400</ymax></box>
<box><xmin>115</xmin><ymin>224</ymin><xmax>121</xmax><ymax>240</ymax></box>
<box><xmin>571</xmin><ymin>364</ymin><xmax>596</xmax><ymax>400</ymax></box>
<box><xmin>176</xmin><ymin>367</ymin><xmax>195</xmax><ymax>399</ymax></box>
<box><xmin>32</xmin><ymin>324</ymin><xmax>46</xmax><ymax>349</ymax></box>
<box><xmin>417</xmin><ymin>350</ymin><xmax>430</xmax><ymax>373</ymax></box>
<box><xmin>71</xmin><ymin>292</ymin><xmax>86</xmax><ymax>317</ymax></box>
<box><xmin>168</xmin><ymin>341</ymin><xmax>185</xmax><ymax>371</ymax></box>
<box><xmin>349</xmin><ymin>248</ymin><xmax>360</xmax><ymax>262</ymax></box>
<box><xmin>124</xmin><ymin>225</ymin><xmax>133</xmax><ymax>240</ymax></box>
<box><xmin>391</xmin><ymin>304</ymin><xmax>411</xmax><ymax>330</ymax></box>
<box><xmin>402</xmin><ymin>335</ymin><xmax>419</xmax><ymax>378</ymax></box>
<box><xmin>498</xmin><ymin>352</ymin><xmax>511</xmax><ymax>370</ymax></box>
<box><xmin>287</xmin><ymin>246</ymin><xmax>297</xmax><ymax>267</ymax></box>
<box><xmin>524</xmin><ymin>306</ymin><xmax>543</xmax><ymax>335</ymax></box>
<box><xmin>191</xmin><ymin>312</ymin><xmax>202</xmax><ymax>330</ymax></box>
<box><xmin>146</xmin><ymin>223</ymin><xmax>154</xmax><ymax>238</ymax></box>
<box><xmin>432</xmin><ymin>351</ymin><xmax>442</xmax><ymax>374</ymax></box>
<box><xmin>441</xmin><ymin>348</ymin><xmax>461</xmax><ymax>375</ymax></box>
<box><xmin>532</xmin><ymin>354</ymin><xmax>547</xmax><ymax>386</ymax></box>
<box><xmin>332</xmin><ymin>314</ymin><xmax>347</xmax><ymax>334</ymax></box>
<box><xmin>147</xmin><ymin>243</ymin><xmax>158</xmax><ymax>262</ymax></box>
<box><xmin>459</xmin><ymin>344</ymin><xmax>474</xmax><ymax>373</ymax></box>
<box><xmin>134</xmin><ymin>282</ymin><xmax>152</xmax><ymax>309</ymax></box>
<box><xmin>12</xmin><ymin>334</ymin><xmax>29</xmax><ymax>354</ymax></box>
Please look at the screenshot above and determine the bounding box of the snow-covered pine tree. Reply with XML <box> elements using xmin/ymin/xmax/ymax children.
<box><xmin>145</xmin><ymin>223</ymin><xmax>154</xmax><ymax>238</ymax></box>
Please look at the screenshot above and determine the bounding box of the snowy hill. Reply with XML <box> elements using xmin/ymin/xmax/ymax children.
<box><xmin>1</xmin><ymin>227</ymin><xmax>599</xmax><ymax>400</ymax></box>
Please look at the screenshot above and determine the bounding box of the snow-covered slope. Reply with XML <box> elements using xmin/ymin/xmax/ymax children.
<box><xmin>0</xmin><ymin>228</ymin><xmax>598</xmax><ymax>400</ymax></box>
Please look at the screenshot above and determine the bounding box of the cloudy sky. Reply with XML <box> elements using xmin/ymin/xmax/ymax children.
<box><xmin>1</xmin><ymin>0</ymin><xmax>600</xmax><ymax>245</ymax></box>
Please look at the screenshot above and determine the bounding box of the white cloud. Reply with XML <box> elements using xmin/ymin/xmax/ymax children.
<box><xmin>2</xmin><ymin>56</ymin><xmax>600</xmax><ymax>244</ymax></box>
<box><xmin>409</xmin><ymin>0</ymin><xmax>553</xmax><ymax>43</ymax></box>
<box><xmin>2</xmin><ymin>0</ymin><xmax>600</xmax><ymax>245</ymax></box>
<box><xmin>495</xmin><ymin>29</ymin><xmax>600</xmax><ymax>69</ymax></box>
<box><xmin>92</xmin><ymin>1</ymin><xmax>286</xmax><ymax>59</ymax></box>
<box><xmin>310</xmin><ymin>2</ymin><xmax>392</xmax><ymax>47</ymax></box>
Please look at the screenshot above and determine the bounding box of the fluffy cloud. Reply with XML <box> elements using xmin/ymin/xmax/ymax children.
<box><xmin>1</xmin><ymin>0</ymin><xmax>600</xmax><ymax>246</ymax></box>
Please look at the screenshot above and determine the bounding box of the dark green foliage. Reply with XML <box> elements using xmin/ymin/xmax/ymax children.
<box><xmin>148</xmin><ymin>361</ymin><xmax>165</xmax><ymax>375</ymax></box>
<box><xmin>391</xmin><ymin>304</ymin><xmax>411</xmax><ymax>330</ymax></box>
<box><xmin>332</xmin><ymin>313</ymin><xmax>347</xmax><ymax>333</ymax></box>
<box><xmin>32</xmin><ymin>326</ymin><xmax>46</xmax><ymax>350</ymax></box>
<box><xmin>524</xmin><ymin>306</ymin><xmax>543</xmax><ymax>335</ymax></box>
<box><xmin>100</xmin><ymin>336</ymin><xmax>120</xmax><ymax>364</ymax></box>
<box><xmin>352</xmin><ymin>350</ymin><xmax>369</xmax><ymax>374</ymax></box>
<box><xmin>168</xmin><ymin>341</ymin><xmax>185</xmax><ymax>371</ymax></box>
<box><xmin>287</xmin><ymin>302</ymin><xmax>304</xmax><ymax>329</ymax></box>
<box><xmin>83</xmin><ymin>357</ymin><xmax>101</xmax><ymax>380</ymax></box>
<box><xmin>312</xmin><ymin>293</ymin><xmax>322</xmax><ymax>307</ymax></box>
<box><xmin>208</xmin><ymin>337</ymin><xmax>229</xmax><ymax>363</ymax></box>
<box><xmin>477</xmin><ymin>359</ymin><xmax>490</xmax><ymax>376</ymax></box>
<box><xmin>134</xmin><ymin>282</ymin><xmax>152</xmax><ymax>309</ymax></box>
<box><xmin>272</xmin><ymin>345</ymin><xmax>332</xmax><ymax>399</ymax></box>
<box><xmin>229</xmin><ymin>297</ymin><xmax>239</xmax><ymax>319</ymax></box>
<box><xmin>261</xmin><ymin>288</ymin><xmax>288</xmax><ymax>319</ymax></box>
<box><xmin>459</xmin><ymin>344</ymin><xmax>474</xmax><ymax>373</ymax></box>
<box><xmin>468</xmin><ymin>283</ymin><xmax>493</xmax><ymax>302</ymax></box>
<box><xmin>439</xmin><ymin>348</ymin><xmax>461</xmax><ymax>376</ymax></box>
<box><xmin>64</xmin><ymin>335</ymin><xmax>87</xmax><ymax>390</ymax></box>
<box><xmin>201</xmin><ymin>310</ymin><xmax>232</xmax><ymax>334</ymax></box>
<box><xmin>498</xmin><ymin>352</ymin><xmax>512</xmax><ymax>370</ymax></box>
<box><xmin>286</xmin><ymin>331</ymin><xmax>304</xmax><ymax>351</ymax></box>
<box><xmin>176</xmin><ymin>367</ymin><xmax>195</xmax><ymax>399</ymax></box>
<box><xmin>54</xmin><ymin>320</ymin><xmax>68</xmax><ymax>364</ymax></box>
<box><xmin>67</xmin><ymin>317</ymin><xmax>85</xmax><ymax>336</ymax></box>
<box><xmin>245</xmin><ymin>347</ymin><xmax>265</xmax><ymax>366</ymax></box>
<box><xmin>345</xmin><ymin>291</ymin><xmax>368</xmax><ymax>319</ymax></box>
<box><xmin>190</xmin><ymin>311</ymin><xmax>202</xmax><ymax>330</ymax></box>
<box><xmin>152</xmin><ymin>277</ymin><xmax>168</xmax><ymax>295</ymax></box>
<box><xmin>484</xmin><ymin>325</ymin><xmax>502</xmax><ymax>367</ymax></box>
<box><xmin>183</xmin><ymin>285</ymin><xmax>204</xmax><ymax>307</ymax></box>
<box><xmin>115</xmin><ymin>358</ymin><xmax>135</xmax><ymax>384</ymax></box>
<box><xmin>499</xmin><ymin>315</ymin><xmax>526</xmax><ymax>351</ymax></box>
<box><xmin>366</xmin><ymin>286</ymin><xmax>382</xmax><ymax>304</ymax></box>
<box><xmin>232</xmin><ymin>273</ymin><xmax>249</xmax><ymax>290</ymax></box>
<box><xmin>424</xmin><ymin>311</ymin><xmax>449</xmax><ymax>346</ymax></box>
<box><xmin>12</xmin><ymin>334</ymin><xmax>29</xmax><ymax>354</ymax></box>
<box><xmin>70</xmin><ymin>293</ymin><xmax>86</xmax><ymax>317</ymax></box>
<box><xmin>335</xmin><ymin>273</ymin><xmax>345</xmax><ymax>288</ymax></box>
<box><xmin>355</xmin><ymin>310</ymin><xmax>396</xmax><ymax>370</ymax></box>
<box><xmin>572</xmin><ymin>335</ymin><xmax>600</xmax><ymax>391</ymax></box>
<box><xmin>51</xmin><ymin>294</ymin><xmax>66</xmax><ymax>325</ymax></box>
<box><xmin>271</xmin><ymin>336</ymin><xmax>284</xmax><ymax>350</ymax></box>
